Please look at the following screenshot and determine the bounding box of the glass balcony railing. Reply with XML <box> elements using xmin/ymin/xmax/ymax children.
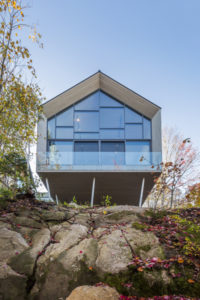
<box><xmin>37</xmin><ymin>151</ymin><xmax>162</xmax><ymax>171</ymax></box>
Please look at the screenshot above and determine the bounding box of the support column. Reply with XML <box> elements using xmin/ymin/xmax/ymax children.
<box><xmin>90</xmin><ymin>177</ymin><xmax>96</xmax><ymax>207</ymax></box>
<box><xmin>55</xmin><ymin>194</ymin><xmax>59</xmax><ymax>205</ymax></box>
<box><xmin>139</xmin><ymin>178</ymin><xmax>145</xmax><ymax>207</ymax></box>
<box><xmin>45</xmin><ymin>178</ymin><xmax>51</xmax><ymax>201</ymax></box>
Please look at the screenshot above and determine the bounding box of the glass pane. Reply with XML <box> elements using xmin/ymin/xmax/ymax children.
<box><xmin>75</xmin><ymin>142</ymin><xmax>99</xmax><ymax>152</ymax></box>
<box><xmin>125</xmin><ymin>107</ymin><xmax>142</xmax><ymax>123</ymax></box>
<box><xmin>56</xmin><ymin>107</ymin><xmax>73</xmax><ymax>126</ymax></box>
<box><xmin>74</xmin><ymin>142</ymin><xmax>99</xmax><ymax>165</ymax></box>
<box><xmin>100</xmin><ymin>91</ymin><xmax>123</xmax><ymax>107</ymax></box>
<box><xmin>47</xmin><ymin>118</ymin><xmax>55</xmax><ymax>139</ymax></box>
<box><xmin>100</xmin><ymin>129</ymin><xmax>124</xmax><ymax>139</ymax></box>
<box><xmin>101</xmin><ymin>142</ymin><xmax>125</xmax><ymax>165</ymax></box>
<box><xmin>56</xmin><ymin>127</ymin><xmax>73</xmax><ymax>139</ymax></box>
<box><xmin>143</xmin><ymin>117</ymin><xmax>151</xmax><ymax>139</ymax></box>
<box><xmin>75</xmin><ymin>91</ymin><xmax>99</xmax><ymax>110</ymax></box>
<box><xmin>101</xmin><ymin>142</ymin><xmax>125</xmax><ymax>152</ymax></box>
<box><xmin>125</xmin><ymin>124</ymin><xmax>143</xmax><ymax>139</ymax></box>
<box><xmin>74</xmin><ymin>132</ymin><xmax>99</xmax><ymax>139</ymax></box>
<box><xmin>126</xmin><ymin>141</ymin><xmax>151</xmax><ymax>165</ymax></box>
<box><xmin>48</xmin><ymin>141</ymin><xmax>73</xmax><ymax>165</ymax></box>
<box><xmin>126</xmin><ymin>141</ymin><xmax>150</xmax><ymax>152</ymax></box>
<box><xmin>74</xmin><ymin>111</ymin><xmax>99</xmax><ymax>132</ymax></box>
<box><xmin>100</xmin><ymin>108</ymin><xmax>124</xmax><ymax>128</ymax></box>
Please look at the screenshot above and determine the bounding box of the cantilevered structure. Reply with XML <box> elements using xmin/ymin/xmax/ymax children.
<box><xmin>37</xmin><ymin>71</ymin><xmax>162</xmax><ymax>206</ymax></box>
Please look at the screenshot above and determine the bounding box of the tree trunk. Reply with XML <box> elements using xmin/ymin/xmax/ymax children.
<box><xmin>170</xmin><ymin>190</ymin><xmax>174</xmax><ymax>209</ymax></box>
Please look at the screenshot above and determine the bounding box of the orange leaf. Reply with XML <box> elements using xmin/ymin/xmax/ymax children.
<box><xmin>188</xmin><ymin>279</ymin><xmax>195</xmax><ymax>283</ymax></box>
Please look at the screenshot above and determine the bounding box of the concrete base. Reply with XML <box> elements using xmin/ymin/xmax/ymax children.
<box><xmin>38</xmin><ymin>171</ymin><xmax>160</xmax><ymax>206</ymax></box>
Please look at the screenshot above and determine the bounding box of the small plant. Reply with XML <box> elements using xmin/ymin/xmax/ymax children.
<box><xmin>72</xmin><ymin>195</ymin><xmax>77</xmax><ymax>204</ymax></box>
<box><xmin>102</xmin><ymin>194</ymin><xmax>112</xmax><ymax>207</ymax></box>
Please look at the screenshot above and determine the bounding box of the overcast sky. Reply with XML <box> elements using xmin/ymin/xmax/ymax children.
<box><xmin>26</xmin><ymin>0</ymin><xmax>200</xmax><ymax>149</ymax></box>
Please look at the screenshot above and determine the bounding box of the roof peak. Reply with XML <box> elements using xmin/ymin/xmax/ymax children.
<box><xmin>42</xmin><ymin>71</ymin><xmax>161</xmax><ymax>119</ymax></box>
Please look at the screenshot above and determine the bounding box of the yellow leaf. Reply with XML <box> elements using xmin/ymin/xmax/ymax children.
<box><xmin>178</xmin><ymin>257</ymin><xmax>184</xmax><ymax>264</ymax></box>
<box><xmin>103</xmin><ymin>210</ymin><xmax>107</xmax><ymax>215</ymax></box>
<box><xmin>18</xmin><ymin>25</ymin><xmax>21</xmax><ymax>29</ymax></box>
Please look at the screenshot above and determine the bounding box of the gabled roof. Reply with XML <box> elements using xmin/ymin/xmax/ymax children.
<box><xmin>43</xmin><ymin>71</ymin><xmax>161</xmax><ymax>119</ymax></box>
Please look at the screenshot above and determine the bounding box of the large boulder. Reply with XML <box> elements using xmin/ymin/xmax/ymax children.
<box><xmin>9</xmin><ymin>228</ymin><xmax>51</xmax><ymax>276</ymax></box>
<box><xmin>32</xmin><ymin>237</ymin><xmax>98</xmax><ymax>300</ymax></box>
<box><xmin>37</xmin><ymin>224</ymin><xmax>88</xmax><ymax>264</ymax></box>
<box><xmin>66</xmin><ymin>285</ymin><xmax>120</xmax><ymax>300</ymax></box>
<box><xmin>0</xmin><ymin>227</ymin><xmax>29</xmax><ymax>263</ymax></box>
<box><xmin>0</xmin><ymin>263</ymin><xmax>27</xmax><ymax>300</ymax></box>
<box><xmin>96</xmin><ymin>229</ymin><xmax>132</xmax><ymax>274</ymax></box>
<box><xmin>95</xmin><ymin>226</ymin><xmax>164</xmax><ymax>274</ymax></box>
<box><xmin>123</xmin><ymin>227</ymin><xmax>164</xmax><ymax>259</ymax></box>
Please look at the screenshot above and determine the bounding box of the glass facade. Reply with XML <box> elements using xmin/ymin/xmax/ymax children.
<box><xmin>47</xmin><ymin>90</ymin><xmax>152</xmax><ymax>165</ymax></box>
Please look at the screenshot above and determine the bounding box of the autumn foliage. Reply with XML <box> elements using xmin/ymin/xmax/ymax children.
<box><xmin>0</xmin><ymin>0</ymin><xmax>43</xmax><ymax>197</ymax></box>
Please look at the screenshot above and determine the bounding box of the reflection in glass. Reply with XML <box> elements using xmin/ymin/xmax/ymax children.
<box><xmin>100</xmin><ymin>108</ymin><xmax>124</xmax><ymax>128</ymax></box>
<box><xmin>74</xmin><ymin>142</ymin><xmax>99</xmax><ymax>165</ymax></box>
<box><xmin>75</xmin><ymin>91</ymin><xmax>99</xmax><ymax>110</ymax></box>
<box><xmin>74</xmin><ymin>111</ymin><xmax>99</xmax><ymax>132</ymax></box>
<box><xmin>125</xmin><ymin>107</ymin><xmax>142</xmax><ymax>123</ymax></box>
<box><xmin>47</xmin><ymin>118</ymin><xmax>55</xmax><ymax>139</ymax></box>
<box><xmin>56</xmin><ymin>107</ymin><xmax>73</xmax><ymax>126</ymax></box>
<box><xmin>48</xmin><ymin>141</ymin><xmax>73</xmax><ymax>165</ymax></box>
<box><xmin>125</xmin><ymin>124</ymin><xmax>143</xmax><ymax>139</ymax></box>
<box><xmin>100</xmin><ymin>129</ymin><xmax>124</xmax><ymax>139</ymax></box>
<box><xmin>101</xmin><ymin>142</ymin><xmax>125</xmax><ymax>165</ymax></box>
<box><xmin>100</xmin><ymin>92</ymin><xmax>123</xmax><ymax>107</ymax></box>
<box><xmin>143</xmin><ymin>117</ymin><xmax>151</xmax><ymax>139</ymax></box>
<box><xmin>56</xmin><ymin>127</ymin><xmax>73</xmax><ymax>139</ymax></box>
<box><xmin>126</xmin><ymin>141</ymin><xmax>151</xmax><ymax>165</ymax></box>
<box><xmin>74</xmin><ymin>132</ymin><xmax>99</xmax><ymax>139</ymax></box>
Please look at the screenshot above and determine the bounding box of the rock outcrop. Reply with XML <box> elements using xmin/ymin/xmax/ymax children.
<box><xmin>0</xmin><ymin>199</ymin><xmax>199</xmax><ymax>299</ymax></box>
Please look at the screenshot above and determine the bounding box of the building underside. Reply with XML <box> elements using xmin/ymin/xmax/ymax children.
<box><xmin>39</xmin><ymin>171</ymin><xmax>161</xmax><ymax>206</ymax></box>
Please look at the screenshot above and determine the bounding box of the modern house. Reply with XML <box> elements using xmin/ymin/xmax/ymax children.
<box><xmin>36</xmin><ymin>71</ymin><xmax>162</xmax><ymax>206</ymax></box>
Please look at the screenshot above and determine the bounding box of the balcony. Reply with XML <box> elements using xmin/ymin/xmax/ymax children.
<box><xmin>37</xmin><ymin>151</ymin><xmax>162</xmax><ymax>172</ymax></box>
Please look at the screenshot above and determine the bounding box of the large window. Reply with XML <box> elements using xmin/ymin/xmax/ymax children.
<box><xmin>101</xmin><ymin>142</ymin><xmax>125</xmax><ymax>165</ymax></box>
<box><xmin>47</xmin><ymin>90</ymin><xmax>152</xmax><ymax>165</ymax></box>
<box><xmin>74</xmin><ymin>142</ymin><xmax>99</xmax><ymax>165</ymax></box>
